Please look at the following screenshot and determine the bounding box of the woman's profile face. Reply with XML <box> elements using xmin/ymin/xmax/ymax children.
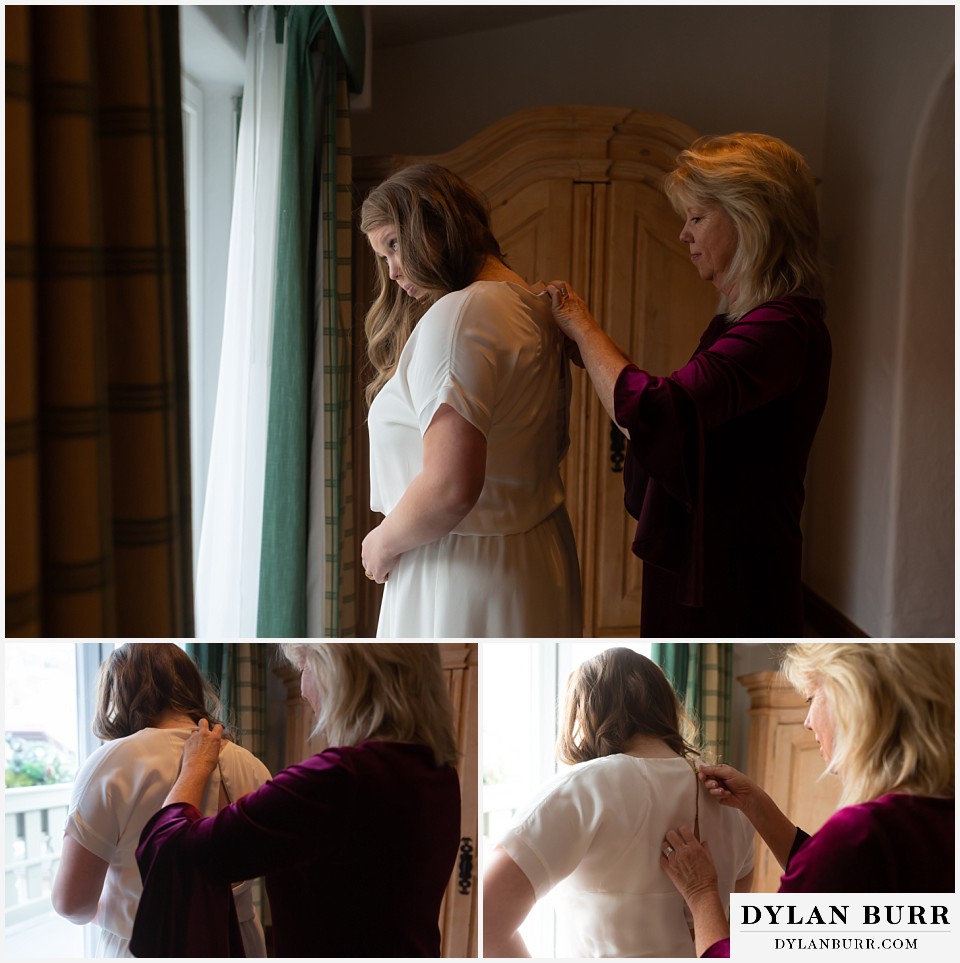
<box><xmin>803</xmin><ymin>682</ymin><xmax>836</xmax><ymax>767</ymax></box>
<box><xmin>367</xmin><ymin>224</ymin><xmax>426</xmax><ymax>301</ymax></box>
<box><xmin>678</xmin><ymin>203</ymin><xmax>739</xmax><ymax>299</ymax></box>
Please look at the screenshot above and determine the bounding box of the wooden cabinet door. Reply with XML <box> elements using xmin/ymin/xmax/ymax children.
<box><xmin>740</xmin><ymin>671</ymin><xmax>842</xmax><ymax>892</ymax></box>
<box><xmin>587</xmin><ymin>178</ymin><xmax>718</xmax><ymax>634</ymax></box>
<box><xmin>438</xmin><ymin>642</ymin><xmax>479</xmax><ymax>957</ymax></box>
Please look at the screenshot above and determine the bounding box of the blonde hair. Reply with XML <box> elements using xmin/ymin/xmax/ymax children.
<box><xmin>781</xmin><ymin>643</ymin><xmax>954</xmax><ymax>807</ymax></box>
<box><xmin>557</xmin><ymin>647</ymin><xmax>700</xmax><ymax>766</ymax></box>
<box><xmin>360</xmin><ymin>163</ymin><xmax>504</xmax><ymax>406</ymax></box>
<box><xmin>663</xmin><ymin>132</ymin><xmax>824</xmax><ymax>320</ymax></box>
<box><xmin>279</xmin><ymin>643</ymin><xmax>459</xmax><ymax>767</ymax></box>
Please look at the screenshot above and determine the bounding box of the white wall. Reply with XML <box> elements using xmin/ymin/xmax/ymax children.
<box><xmin>353</xmin><ymin>5</ymin><xmax>954</xmax><ymax>636</ymax></box>
<box><xmin>354</xmin><ymin>6</ymin><xmax>831</xmax><ymax>168</ymax></box>
<box><xmin>729</xmin><ymin>643</ymin><xmax>787</xmax><ymax>771</ymax></box>
<box><xmin>805</xmin><ymin>7</ymin><xmax>954</xmax><ymax>636</ymax></box>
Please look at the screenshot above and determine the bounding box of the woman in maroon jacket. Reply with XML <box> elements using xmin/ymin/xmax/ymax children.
<box><xmin>547</xmin><ymin>132</ymin><xmax>831</xmax><ymax>637</ymax></box>
<box><xmin>660</xmin><ymin>643</ymin><xmax>955</xmax><ymax>957</ymax></box>
<box><xmin>131</xmin><ymin>644</ymin><xmax>461</xmax><ymax>958</ymax></box>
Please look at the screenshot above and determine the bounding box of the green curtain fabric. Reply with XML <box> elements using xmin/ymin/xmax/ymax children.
<box><xmin>186</xmin><ymin>642</ymin><xmax>269</xmax><ymax>761</ymax></box>
<box><xmin>256</xmin><ymin>7</ymin><xmax>326</xmax><ymax>637</ymax></box>
<box><xmin>317</xmin><ymin>58</ymin><xmax>357</xmax><ymax>637</ymax></box>
<box><xmin>325</xmin><ymin>6</ymin><xmax>365</xmax><ymax>93</ymax></box>
<box><xmin>257</xmin><ymin>7</ymin><xmax>356</xmax><ymax>637</ymax></box>
<box><xmin>652</xmin><ymin>642</ymin><xmax>733</xmax><ymax>761</ymax></box>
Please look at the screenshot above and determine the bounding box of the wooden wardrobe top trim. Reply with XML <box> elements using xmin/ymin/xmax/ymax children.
<box><xmin>354</xmin><ymin>105</ymin><xmax>700</xmax><ymax>196</ymax></box>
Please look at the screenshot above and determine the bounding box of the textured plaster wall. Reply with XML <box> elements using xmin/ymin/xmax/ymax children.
<box><xmin>804</xmin><ymin>6</ymin><xmax>954</xmax><ymax>636</ymax></box>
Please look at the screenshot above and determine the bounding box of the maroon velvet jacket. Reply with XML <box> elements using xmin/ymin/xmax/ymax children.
<box><xmin>613</xmin><ymin>296</ymin><xmax>831</xmax><ymax>637</ymax></box>
<box><xmin>780</xmin><ymin>792</ymin><xmax>955</xmax><ymax>893</ymax></box>
<box><xmin>131</xmin><ymin>741</ymin><xmax>461</xmax><ymax>958</ymax></box>
<box><xmin>701</xmin><ymin>793</ymin><xmax>955</xmax><ymax>958</ymax></box>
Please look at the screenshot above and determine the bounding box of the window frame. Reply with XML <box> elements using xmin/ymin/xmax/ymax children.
<box><xmin>481</xmin><ymin>641</ymin><xmax>652</xmax><ymax>957</ymax></box>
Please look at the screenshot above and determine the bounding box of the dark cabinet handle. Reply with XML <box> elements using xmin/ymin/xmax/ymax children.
<box><xmin>458</xmin><ymin>837</ymin><xmax>474</xmax><ymax>895</ymax></box>
<box><xmin>609</xmin><ymin>420</ymin><xmax>625</xmax><ymax>473</ymax></box>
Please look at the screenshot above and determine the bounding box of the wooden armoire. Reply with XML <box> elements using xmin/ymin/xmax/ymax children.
<box><xmin>739</xmin><ymin>670</ymin><xmax>842</xmax><ymax>892</ymax></box>
<box><xmin>275</xmin><ymin>643</ymin><xmax>478</xmax><ymax>957</ymax></box>
<box><xmin>353</xmin><ymin>106</ymin><xmax>717</xmax><ymax>636</ymax></box>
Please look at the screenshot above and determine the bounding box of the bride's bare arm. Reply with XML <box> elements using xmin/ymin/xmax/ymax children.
<box><xmin>483</xmin><ymin>846</ymin><xmax>536</xmax><ymax>958</ymax></box>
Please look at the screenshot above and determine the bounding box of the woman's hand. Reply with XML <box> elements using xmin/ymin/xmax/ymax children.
<box><xmin>546</xmin><ymin>281</ymin><xmax>599</xmax><ymax>344</ymax></box>
<box><xmin>181</xmin><ymin>719</ymin><xmax>224</xmax><ymax>778</ymax></box>
<box><xmin>660</xmin><ymin>826</ymin><xmax>731</xmax><ymax>957</ymax></box>
<box><xmin>163</xmin><ymin>719</ymin><xmax>224</xmax><ymax>809</ymax></box>
<box><xmin>699</xmin><ymin>763</ymin><xmax>798</xmax><ymax>870</ymax></box>
<box><xmin>362</xmin><ymin>523</ymin><xmax>401</xmax><ymax>584</ymax></box>
<box><xmin>660</xmin><ymin>825</ymin><xmax>719</xmax><ymax>904</ymax></box>
<box><xmin>697</xmin><ymin>763</ymin><xmax>761</xmax><ymax>810</ymax></box>
<box><xmin>544</xmin><ymin>281</ymin><xmax>631</xmax><ymax>429</ymax></box>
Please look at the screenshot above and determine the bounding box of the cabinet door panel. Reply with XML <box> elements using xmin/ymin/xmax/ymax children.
<box><xmin>740</xmin><ymin>672</ymin><xmax>841</xmax><ymax>893</ymax></box>
<box><xmin>589</xmin><ymin>180</ymin><xmax>718</xmax><ymax>634</ymax></box>
<box><xmin>438</xmin><ymin>643</ymin><xmax>479</xmax><ymax>957</ymax></box>
<box><xmin>488</xmin><ymin>178</ymin><xmax>576</xmax><ymax>287</ymax></box>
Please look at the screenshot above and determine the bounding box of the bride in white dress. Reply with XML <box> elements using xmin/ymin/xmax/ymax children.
<box><xmin>483</xmin><ymin>648</ymin><xmax>755</xmax><ymax>958</ymax></box>
<box><xmin>51</xmin><ymin>643</ymin><xmax>270</xmax><ymax>957</ymax></box>
<box><xmin>360</xmin><ymin>163</ymin><xmax>582</xmax><ymax>638</ymax></box>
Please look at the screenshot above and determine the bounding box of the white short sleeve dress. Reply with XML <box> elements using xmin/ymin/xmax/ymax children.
<box><xmin>498</xmin><ymin>754</ymin><xmax>755</xmax><ymax>958</ymax></box>
<box><xmin>63</xmin><ymin>727</ymin><xmax>272</xmax><ymax>957</ymax></box>
<box><xmin>368</xmin><ymin>280</ymin><xmax>583</xmax><ymax>637</ymax></box>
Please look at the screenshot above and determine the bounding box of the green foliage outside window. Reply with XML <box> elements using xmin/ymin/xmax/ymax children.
<box><xmin>4</xmin><ymin>734</ymin><xmax>76</xmax><ymax>788</ymax></box>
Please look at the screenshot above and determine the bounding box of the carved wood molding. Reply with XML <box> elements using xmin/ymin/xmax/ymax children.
<box><xmin>738</xmin><ymin>669</ymin><xmax>808</xmax><ymax>714</ymax></box>
<box><xmin>354</xmin><ymin>105</ymin><xmax>700</xmax><ymax>197</ymax></box>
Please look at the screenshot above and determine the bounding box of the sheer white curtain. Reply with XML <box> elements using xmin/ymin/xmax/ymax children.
<box><xmin>195</xmin><ymin>6</ymin><xmax>287</xmax><ymax>636</ymax></box>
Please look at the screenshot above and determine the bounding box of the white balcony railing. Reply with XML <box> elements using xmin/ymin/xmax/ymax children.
<box><xmin>4</xmin><ymin>784</ymin><xmax>72</xmax><ymax>928</ymax></box>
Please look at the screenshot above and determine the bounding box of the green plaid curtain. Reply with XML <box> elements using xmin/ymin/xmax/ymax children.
<box><xmin>316</xmin><ymin>50</ymin><xmax>356</xmax><ymax>637</ymax></box>
<box><xmin>257</xmin><ymin>7</ymin><xmax>358</xmax><ymax>637</ymax></box>
<box><xmin>186</xmin><ymin>642</ymin><xmax>268</xmax><ymax>761</ymax></box>
<box><xmin>652</xmin><ymin>642</ymin><xmax>733</xmax><ymax>762</ymax></box>
<box><xmin>6</xmin><ymin>7</ymin><xmax>193</xmax><ymax>636</ymax></box>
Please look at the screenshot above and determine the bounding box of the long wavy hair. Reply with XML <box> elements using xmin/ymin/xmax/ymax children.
<box><xmin>556</xmin><ymin>647</ymin><xmax>700</xmax><ymax>766</ymax></box>
<box><xmin>781</xmin><ymin>643</ymin><xmax>954</xmax><ymax>807</ymax></box>
<box><xmin>279</xmin><ymin>643</ymin><xmax>460</xmax><ymax>767</ymax></box>
<box><xmin>663</xmin><ymin>132</ymin><xmax>824</xmax><ymax>321</ymax></box>
<box><xmin>360</xmin><ymin>163</ymin><xmax>504</xmax><ymax>406</ymax></box>
<box><xmin>93</xmin><ymin>643</ymin><xmax>225</xmax><ymax>741</ymax></box>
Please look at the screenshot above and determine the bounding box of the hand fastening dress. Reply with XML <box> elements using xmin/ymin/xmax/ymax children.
<box><xmin>368</xmin><ymin>280</ymin><xmax>583</xmax><ymax>637</ymax></box>
<box><xmin>498</xmin><ymin>754</ymin><xmax>755</xmax><ymax>958</ymax></box>
<box><xmin>64</xmin><ymin>727</ymin><xmax>271</xmax><ymax>957</ymax></box>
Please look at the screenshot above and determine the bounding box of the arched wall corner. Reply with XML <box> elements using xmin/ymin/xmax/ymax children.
<box><xmin>886</xmin><ymin>62</ymin><xmax>954</xmax><ymax>637</ymax></box>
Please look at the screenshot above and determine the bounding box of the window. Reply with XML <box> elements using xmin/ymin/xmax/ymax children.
<box><xmin>4</xmin><ymin>643</ymin><xmax>84</xmax><ymax>957</ymax></box>
<box><xmin>178</xmin><ymin>6</ymin><xmax>244</xmax><ymax>572</ymax></box>
<box><xmin>481</xmin><ymin>641</ymin><xmax>651</xmax><ymax>956</ymax></box>
<box><xmin>4</xmin><ymin>643</ymin><xmax>186</xmax><ymax>957</ymax></box>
